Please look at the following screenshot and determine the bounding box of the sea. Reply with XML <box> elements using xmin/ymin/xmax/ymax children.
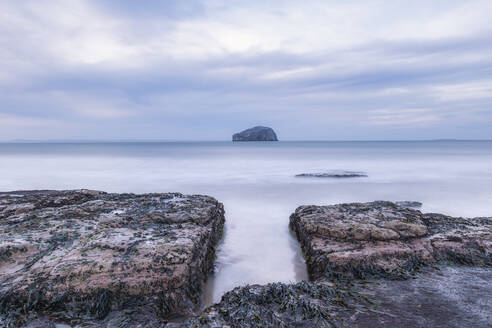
<box><xmin>1</xmin><ymin>140</ymin><xmax>491</xmax><ymax>306</ymax></box>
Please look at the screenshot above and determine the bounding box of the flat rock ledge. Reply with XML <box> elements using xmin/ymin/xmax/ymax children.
<box><xmin>289</xmin><ymin>201</ymin><xmax>491</xmax><ymax>280</ymax></box>
<box><xmin>0</xmin><ymin>190</ymin><xmax>225</xmax><ymax>327</ymax></box>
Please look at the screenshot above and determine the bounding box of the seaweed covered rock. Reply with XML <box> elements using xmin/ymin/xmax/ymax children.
<box><xmin>177</xmin><ymin>281</ymin><xmax>370</xmax><ymax>328</ymax></box>
<box><xmin>175</xmin><ymin>265</ymin><xmax>492</xmax><ymax>328</ymax></box>
<box><xmin>0</xmin><ymin>190</ymin><xmax>225</xmax><ymax>327</ymax></box>
<box><xmin>290</xmin><ymin>201</ymin><xmax>492</xmax><ymax>280</ymax></box>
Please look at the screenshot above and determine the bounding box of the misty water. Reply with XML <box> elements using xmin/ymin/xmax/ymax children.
<box><xmin>1</xmin><ymin>141</ymin><xmax>492</xmax><ymax>306</ymax></box>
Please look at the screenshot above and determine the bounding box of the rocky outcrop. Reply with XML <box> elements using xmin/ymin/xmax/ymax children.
<box><xmin>295</xmin><ymin>171</ymin><xmax>368</xmax><ymax>178</ymax></box>
<box><xmin>289</xmin><ymin>201</ymin><xmax>491</xmax><ymax>280</ymax></box>
<box><xmin>232</xmin><ymin>126</ymin><xmax>278</xmax><ymax>141</ymax></box>
<box><xmin>0</xmin><ymin>190</ymin><xmax>225</xmax><ymax>327</ymax></box>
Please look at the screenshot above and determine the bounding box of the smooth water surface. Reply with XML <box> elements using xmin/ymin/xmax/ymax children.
<box><xmin>1</xmin><ymin>141</ymin><xmax>492</xmax><ymax>305</ymax></box>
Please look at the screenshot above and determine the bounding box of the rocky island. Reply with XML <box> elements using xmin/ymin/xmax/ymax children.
<box><xmin>232</xmin><ymin>126</ymin><xmax>278</xmax><ymax>141</ymax></box>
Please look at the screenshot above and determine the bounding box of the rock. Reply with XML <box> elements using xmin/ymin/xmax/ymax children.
<box><xmin>4</xmin><ymin>194</ymin><xmax>490</xmax><ymax>328</ymax></box>
<box><xmin>295</xmin><ymin>171</ymin><xmax>368</xmax><ymax>178</ymax></box>
<box><xmin>174</xmin><ymin>201</ymin><xmax>491</xmax><ymax>328</ymax></box>
<box><xmin>232</xmin><ymin>126</ymin><xmax>278</xmax><ymax>141</ymax></box>
<box><xmin>25</xmin><ymin>318</ymin><xmax>57</xmax><ymax>328</ymax></box>
<box><xmin>174</xmin><ymin>265</ymin><xmax>492</xmax><ymax>328</ymax></box>
<box><xmin>0</xmin><ymin>190</ymin><xmax>225</xmax><ymax>327</ymax></box>
<box><xmin>342</xmin><ymin>265</ymin><xmax>492</xmax><ymax>328</ymax></box>
<box><xmin>395</xmin><ymin>201</ymin><xmax>423</xmax><ymax>209</ymax></box>
<box><xmin>168</xmin><ymin>201</ymin><xmax>492</xmax><ymax>328</ymax></box>
<box><xmin>177</xmin><ymin>280</ymin><xmax>369</xmax><ymax>328</ymax></box>
<box><xmin>289</xmin><ymin>201</ymin><xmax>492</xmax><ymax>280</ymax></box>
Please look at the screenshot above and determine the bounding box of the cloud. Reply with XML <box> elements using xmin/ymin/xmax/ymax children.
<box><xmin>432</xmin><ymin>80</ymin><xmax>492</xmax><ymax>101</ymax></box>
<box><xmin>0</xmin><ymin>114</ymin><xmax>62</xmax><ymax>128</ymax></box>
<box><xmin>0</xmin><ymin>0</ymin><xmax>491</xmax><ymax>140</ymax></box>
<box><xmin>367</xmin><ymin>109</ymin><xmax>440</xmax><ymax>126</ymax></box>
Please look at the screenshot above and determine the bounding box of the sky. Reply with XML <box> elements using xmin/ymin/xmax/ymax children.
<box><xmin>1</xmin><ymin>0</ymin><xmax>492</xmax><ymax>141</ymax></box>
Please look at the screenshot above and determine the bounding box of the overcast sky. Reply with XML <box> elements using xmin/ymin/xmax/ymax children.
<box><xmin>1</xmin><ymin>0</ymin><xmax>492</xmax><ymax>141</ymax></box>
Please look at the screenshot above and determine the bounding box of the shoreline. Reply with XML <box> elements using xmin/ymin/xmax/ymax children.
<box><xmin>1</xmin><ymin>190</ymin><xmax>490</xmax><ymax>327</ymax></box>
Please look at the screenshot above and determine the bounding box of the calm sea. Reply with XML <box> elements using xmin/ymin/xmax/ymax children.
<box><xmin>1</xmin><ymin>141</ymin><xmax>492</xmax><ymax>305</ymax></box>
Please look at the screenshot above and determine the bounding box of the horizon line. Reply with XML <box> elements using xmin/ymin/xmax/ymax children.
<box><xmin>2</xmin><ymin>138</ymin><xmax>492</xmax><ymax>144</ymax></box>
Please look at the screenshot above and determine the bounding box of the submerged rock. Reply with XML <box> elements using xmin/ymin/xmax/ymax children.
<box><xmin>232</xmin><ymin>126</ymin><xmax>278</xmax><ymax>141</ymax></box>
<box><xmin>295</xmin><ymin>171</ymin><xmax>368</xmax><ymax>178</ymax></box>
<box><xmin>289</xmin><ymin>201</ymin><xmax>491</xmax><ymax>280</ymax></box>
<box><xmin>0</xmin><ymin>190</ymin><xmax>225</xmax><ymax>327</ymax></box>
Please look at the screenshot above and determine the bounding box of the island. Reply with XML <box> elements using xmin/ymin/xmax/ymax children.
<box><xmin>232</xmin><ymin>126</ymin><xmax>278</xmax><ymax>141</ymax></box>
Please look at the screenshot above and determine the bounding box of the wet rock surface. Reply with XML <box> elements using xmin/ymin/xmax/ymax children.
<box><xmin>174</xmin><ymin>266</ymin><xmax>492</xmax><ymax>328</ymax></box>
<box><xmin>232</xmin><ymin>126</ymin><xmax>278</xmax><ymax>141</ymax></box>
<box><xmin>295</xmin><ymin>171</ymin><xmax>368</xmax><ymax>178</ymax></box>
<box><xmin>0</xmin><ymin>190</ymin><xmax>225</xmax><ymax>327</ymax></box>
<box><xmin>290</xmin><ymin>201</ymin><xmax>491</xmax><ymax>280</ymax></box>
<box><xmin>346</xmin><ymin>265</ymin><xmax>492</xmax><ymax>328</ymax></box>
<box><xmin>177</xmin><ymin>280</ymin><xmax>369</xmax><ymax>328</ymax></box>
